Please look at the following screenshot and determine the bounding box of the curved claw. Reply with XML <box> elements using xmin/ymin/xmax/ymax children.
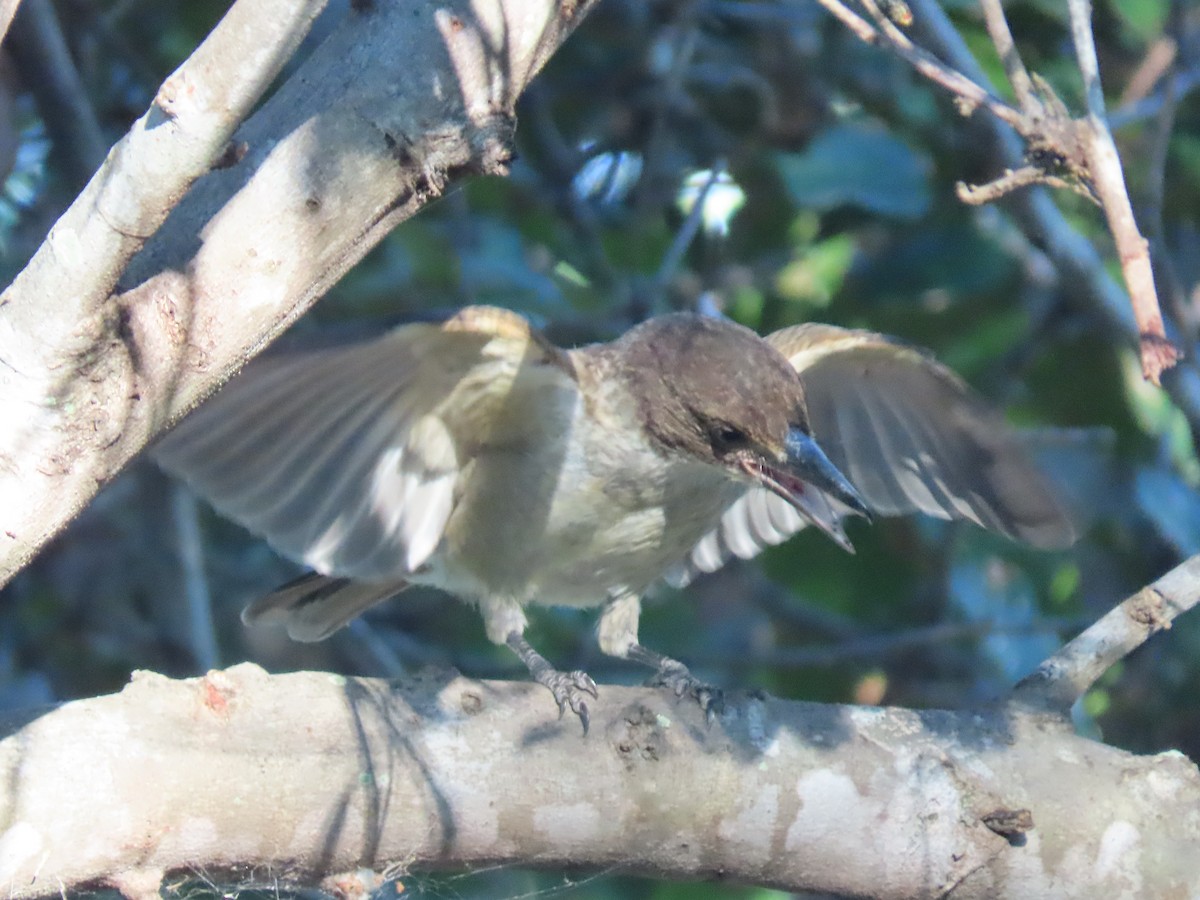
<box><xmin>505</xmin><ymin>633</ymin><xmax>600</xmax><ymax>734</ymax></box>
<box><xmin>648</xmin><ymin>661</ymin><xmax>724</xmax><ymax>723</ymax></box>
<box><xmin>544</xmin><ymin>669</ymin><xmax>600</xmax><ymax>734</ymax></box>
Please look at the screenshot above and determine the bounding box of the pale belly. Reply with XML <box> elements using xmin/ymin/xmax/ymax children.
<box><xmin>430</xmin><ymin>422</ymin><xmax>746</xmax><ymax>609</ymax></box>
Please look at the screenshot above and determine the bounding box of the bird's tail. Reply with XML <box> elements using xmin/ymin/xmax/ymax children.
<box><xmin>242</xmin><ymin>572</ymin><xmax>409</xmax><ymax>642</ymax></box>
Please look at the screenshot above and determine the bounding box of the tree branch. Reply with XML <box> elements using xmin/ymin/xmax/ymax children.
<box><xmin>1013</xmin><ymin>552</ymin><xmax>1200</xmax><ymax>713</ymax></box>
<box><xmin>898</xmin><ymin>0</ymin><xmax>1200</xmax><ymax>440</ymax></box>
<box><xmin>0</xmin><ymin>0</ymin><xmax>20</xmax><ymax>49</ymax></box>
<box><xmin>1</xmin><ymin>664</ymin><xmax>1197</xmax><ymax>899</ymax></box>
<box><xmin>813</xmin><ymin>0</ymin><xmax>1183</xmax><ymax>384</ymax></box>
<box><xmin>0</xmin><ymin>0</ymin><xmax>600</xmax><ymax>587</ymax></box>
<box><xmin>976</xmin><ymin>0</ymin><xmax>1035</xmax><ymax>109</ymax></box>
<box><xmin>0</xmin><ymin>0</ymin><xmax>328</xmax><ymax>580</ymax></box>
<box><xmin>812</xmin><ymin>0</ymin><xmax>1025</xmax><ymax>129</ymax></box>
<box><xmin>1066</xmin><ymin>0</ymin><xmax>1179</xmax><ymax>383</ymax></box>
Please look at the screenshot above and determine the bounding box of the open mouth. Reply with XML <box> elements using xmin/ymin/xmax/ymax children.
<box><xmin>738</xmin><ymin>455</ymin><xmax>857</xmax><ymax>553</ymax></box>
<box><xmin>740</xmin><ymin>455</ymin><xmax>806</xmax><ymax>504</ymax></box>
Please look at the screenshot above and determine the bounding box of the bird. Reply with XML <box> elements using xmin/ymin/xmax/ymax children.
<box><xmin>155</xmin><ymin>305</ymin><xmax>1074</xmax><ymax>729</ymax></box>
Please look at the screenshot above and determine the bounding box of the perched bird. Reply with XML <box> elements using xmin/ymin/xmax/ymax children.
<box><xmin>156</xmin><ymin>306</ymin><xmax>1073</xmax><ymax>728</ymax></box>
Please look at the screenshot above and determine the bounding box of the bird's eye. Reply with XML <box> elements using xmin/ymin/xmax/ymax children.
<box><xmin>712</xmin><ymin>425</ymin><xmax>748</xmax><ymax>451</ymax></box>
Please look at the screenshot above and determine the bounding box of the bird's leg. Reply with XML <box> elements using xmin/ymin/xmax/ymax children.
<box><xmin>598</xmin><ymin>592</ymin><xmax>723</xmax><ymax>719</ymax></box>
<box><xmin>481</xmin><ymin>597</ymin><xmax>597</xmax><ymax>731</ymax></box>
<box><xmin>627</xmin><ymin>643</ymin><xmax>724</xmax><ymax>720</ymax></box>
<box><xmin>505</xmin><ymin>633</ymin><xmax>598</xmax><ymax>733</ymax></box>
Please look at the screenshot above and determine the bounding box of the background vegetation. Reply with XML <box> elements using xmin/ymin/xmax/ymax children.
<box><xmin>2</xmin><ymin>0</ymin><xmax>1198</xmax><ymax>895</ymax></box>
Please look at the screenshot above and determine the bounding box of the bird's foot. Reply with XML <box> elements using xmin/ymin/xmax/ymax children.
<box><xmin>506</xmin><ymin>632</ymin><xmax>598</xmax><ymax>733</ymax></box>
<box><xmin>647</xmin><ymin>659</ymin><xmax>724</xmax><ymax>722</ymax></box>
<box><xmin>535</xmin><ymin>667</ymin><xmax>599</xmax><ymax>733</ymax></box>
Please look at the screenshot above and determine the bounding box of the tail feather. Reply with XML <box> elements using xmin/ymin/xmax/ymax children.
<box><xmin>242</xmin><ymin>573</ymin><xmax>408</xmax><ymax>642</ymax></box>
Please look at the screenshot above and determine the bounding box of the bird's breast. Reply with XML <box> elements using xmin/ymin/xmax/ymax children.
<box><xmin>436</xmin><ymin>381</ymin><xmax>742</xmax><ymax>607</ymax></box>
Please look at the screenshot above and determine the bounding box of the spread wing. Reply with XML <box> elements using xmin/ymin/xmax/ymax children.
<box><xmin>155</xmin><ymin>306</ymin><xmax>576</xmax><ymax>583</ymax></box>
<box><xmin>668</xmin><ymin>323</ymin><xmax>1074</xmax><ymax>586</ymax></box>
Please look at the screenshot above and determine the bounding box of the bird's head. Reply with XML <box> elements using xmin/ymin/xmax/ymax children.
<box><xmin>614</xmin><ymin>314</ymin><xmax>869</xmax><ymax>537</ymax></box>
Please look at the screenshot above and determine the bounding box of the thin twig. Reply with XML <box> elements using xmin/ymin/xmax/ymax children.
<box><xmin>816</xmin><ymin>0</ymin><xmax>1025</xmax><ymax>129</ymax></box>
<box><xmin>1111</xmin><ymin>65</ymin><xmax>1200</xmax><ymax>129</ymax></box>
<box><xmin>815</xmin><ymin>0</ymin><xmax>1181</xmax><ymax>382</ymax></box>
<box><xmin>1012</xmin><ymin>553</ymin><xmax>1200</xmax><ymax>715</ymax></box>
<box><xmin>1118</xmin><ymin>35</ymin><xmax>1178</xmax><ymax>108</ymax></box>
<box><xmin>976</xmin><ymin>0</ymin><xmax>1035</xmax><ymax>108</ymax></box>
<box><xmin>1139</xmin><ymin>4</ymin><xmax>1195</xmax><ymax>341</ymax></box>
<box><xmin>811</xmin><ymin>0</ymin><xmax>879</xmax><ymax>43</ymax></box>
<box><xmin>957</xmin><ymin>165</ymin><xmax>1093</xmax><ymax>206</ymax></box>
<box><xmin>898</xmin><ymin>0</ymin><xmax>1200</xmax><ymax>438</ymax></box>
<box><xmin>1067</xmin><ymin>0</ymin><xmax>1179</xmax><ymax>383</ymax></box>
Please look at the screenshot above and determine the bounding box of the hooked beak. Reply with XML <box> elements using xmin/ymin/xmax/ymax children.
<box><xmin>738</xmin><ymin>427</ymin><xmax>870</xmax><ymax>552</ymax></box>
<box><xmin>783</xmin><ymin>428</ymin><xmax>870</xmax><ymax>519</ymax></box>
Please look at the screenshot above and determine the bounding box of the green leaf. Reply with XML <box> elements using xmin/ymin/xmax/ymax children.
<box><xmin>775</xmin><ymin>233</ymin><xmax>856</xmax><ymax>309</ymax></box>
<box><xmin>777</xmin><ymin>123</ymin><xmax>932</xmax><ymax>219</ymax></box>
<box><xmin>846</xmin><ymin>224</ymin><xmax>1015</xmax><ymax>305</ymax></box>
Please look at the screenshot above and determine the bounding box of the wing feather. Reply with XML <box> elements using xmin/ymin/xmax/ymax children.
<box><xmin>669</xmin><ymin>322</ymin><xmax>1073</xmax><ymax>585</ymax></box>
<box><xmin>155</xmin><ymin>306</ymin><xmax>576</xmax><ymax>583</ymax></box>
<box><xmin>778</xmin><ymin>323</ymin><xmax>1073</xmax><ymax>546</ymax></box>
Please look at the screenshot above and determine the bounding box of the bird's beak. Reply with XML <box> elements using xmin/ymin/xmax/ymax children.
<box><xmin>736</xmin><ymin>428</ymin><xmax>870</xmax><ymax>551</ymax></box>
<box><xmin>782</xmin><ymin>427</ymin><xmax>870</xmax><ymax>519</ymax></box>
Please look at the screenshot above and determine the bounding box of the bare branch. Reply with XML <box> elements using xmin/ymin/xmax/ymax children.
<box><xmin>888</xmin><ymin>0</ymin><xmax>1200</xmax><ymax>436</ymax></box>
<box><xmin>810</xmin><ymin>0</ymin><xmax>879</xmax><ymax>44</ymax></box>
<box><xmin>957</xmin><ymin>165</ymin><xmax>1094</xmax><ymax>206</ymax></box>
<box><xmin>813</xmin><ymin>0</ymin><xmax>1025</xmax><ymax>128</ymax></box>
<box><xmin>1067</xmin><ymin>0</ymin><xmax>1179</xmax><ymax>383</ymax></box>
<box><xmin>0</xmin><ymin>0</ymin><xmax>20</xmax><ymax>49</ymax></box>
<box><xmin>976</xmin><ymin>0</ymin><xmax>1035</xmax><ymax>108</ymax></box>
<box><xmin>0</xmin><ymin>0</ymin><xmax>601</xmax><ymax>587</ymax></box>
<box><xmin>1111</xmin><ymin>65</ymin><xmax>1200</xmax><ymax>128</ymax></box>
<box><xmin>1</xmin><ymin>666</ymin><xmax>1198</xmax><ymax>898</ymax></box>
<box><xmin>0</xmin><ymin>0</ymin><xmax>327</xmax><ymax>583</ymax></box>
<box><xmin>811</xmin><ymin>0</ymin><xmax>1183</xmax><ymax>382</ymax></box>
<box><xmin>1118</xmin><ymin>35</ymin><xmax>1178</xmax><ymax>108</ymax></box>
<box><xmin>1013</xmin><ymin>553</ymin><xmax>1200</xmax><ymax>714</ymax></box>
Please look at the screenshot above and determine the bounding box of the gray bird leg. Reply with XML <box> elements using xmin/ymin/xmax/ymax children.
<box><xmin>505</xmin><ymin>633</ymin><xmax>598</xmax><ymax>733</ymax></box>
<box><xmin>598</xmin><ymin>592</ymin><xmax>723</xmax><ymax>719</ymax></box>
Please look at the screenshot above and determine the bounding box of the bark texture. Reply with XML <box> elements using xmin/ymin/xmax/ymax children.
<box><xmin>0</xmin><ymin>0</ymin><xmax>598</xmax><ymax>585</ymax></box>
<box><xmin>1</xmin><ymin>665</ymin><xmax>1196</xmax><ymax>899</ymax></box>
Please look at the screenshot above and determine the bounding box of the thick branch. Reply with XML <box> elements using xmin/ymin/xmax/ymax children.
<box><xmin>1</xmin><ymin>665</ymin><xmax>1197</xmax><ymax>899</ymax></box>
<box><xmin>0</xmin><ymin>0</ymin><xmax>328</xmax><ymax>580</ymax></box>
<box><xmin>0</xmin><ymin>0</ymin><xmax>599</xmax><ymax>586</ymax></box>
<box><xmin>0</xmin><ymin>0</ymin><xmax>19</xmax><ymax>48</ymax></box>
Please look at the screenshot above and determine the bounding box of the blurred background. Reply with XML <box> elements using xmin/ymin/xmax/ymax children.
<box><xmin>3</xmin><ymin>0</ymin><xmax>1200</xmax><ymax>896</ymax></box>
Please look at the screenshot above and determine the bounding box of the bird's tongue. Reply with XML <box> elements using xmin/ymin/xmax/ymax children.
<box><xmin>741</xmin><ymin>457</ymin><xmax>856</xmax><ymax>553</ymax></box>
